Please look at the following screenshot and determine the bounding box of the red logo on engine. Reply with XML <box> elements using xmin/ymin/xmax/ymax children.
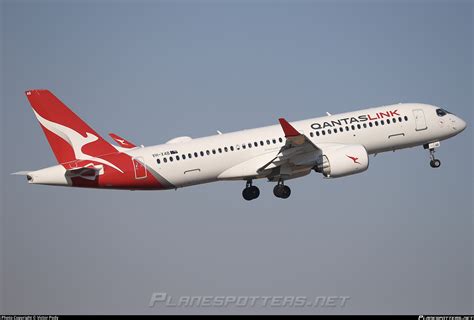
<box><xmin>346</xmin><ymin>155</ymin><xmax>360</xmax><ymax>164</ymax></box>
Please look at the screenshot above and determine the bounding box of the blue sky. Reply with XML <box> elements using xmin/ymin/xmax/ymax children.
<box><xmin>1</xmin><ymin>0</ymin><xmax>472</xmax><ymax>314</ymax></box>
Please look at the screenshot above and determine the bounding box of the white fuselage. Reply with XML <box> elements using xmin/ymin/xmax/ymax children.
<box><xmin>21</xmin><ymin>90</ymin><xmax>466</xmax><ymax>197</ymax></box>
<box><xmin>124</xmin><ymin>103</ymin><xmax>465</xmax><ymax>188</ymax></box>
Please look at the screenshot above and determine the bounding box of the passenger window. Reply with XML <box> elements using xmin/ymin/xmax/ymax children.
<box><xmin>278</xmin><ymin>137</ymin><xmax>283</xmax><ymax>143</ymax></box>
<box><xmin>316</xmin><ymin>131</ymin><xmax>320</xmax><ymax>136</ymax></box>
<box><xmin>357</xmin><ymin>124</ymin><xmax>361</xmax><ymax>129</ymax></box>
<box><xmin>230</xmin><ymin>146</ymin><xmax>234</xmax><ymax>151</ymax></box>
<box><xmin>328</xmin><ymin>129</ymin><xmax>332</xmax><ymax>134</ymax></box>
<box><xmin>242</xmin><ymin>144</ymin><xmax>246</xmax><ymax>149</ymax></box>
<box><xmin>157</xmin><ymin>159</ymin><xmax>161</xmax><ymax>164</ymax></box>
<box><xmin>218</xmin><ymin>148</ymin><xmax>222</xmax><ymax>153</ymax></box>
<box><xmin>381</xmin><ymin>120</ymin><xmax>384</xmax><ymax>125</ymax></box>
<box><xmin>212</xmin><ymin>149</ymin><xmax>216</xmax><ymax>154</ymax></box>
<box><xmin>176</xmin><ymin>155</ymin><xmax>180</xmax><ymax>161</ymax></box>
<box><xmin>194</xmin><ymin>152</ymin><xmax>198</xmax><ymax>157</ymax></box>
<box><xmin>182</xmin><ymin>154</ymin><xmax>186</xmax><ymax>160</ymax></box>
<box><xmin>248</xmin><ymin>143</ymin><xmax>252</xmax><ymax>148</ymax></box>
<box><xmin>206</xmin><ymin>150</ymin><xmax>210</xmax><ymax>155</ymax></box>
<box><xmin>398</xmin><ymin>117</ymin><xmax>402</xmax><ymax>122</ymax></box>
<box><xmin>254</xmin><ymin>142</ymin><xmax>258</xmax><ymax>147</ymax></box>
<box><xmin>387</xmin><ymin>119</ymin><xmax>390</xmax><ymax>124</ymax></box>
<box><xmin>322</xmin><ymin>130</ymin><xmax>326</xmax><ymax>135</ymax></box>
<box><xmin>260</xmin><ymin>141</ymin><xmax>264</xmax><ymax>146</ymax></box>
<box><xmin>393</xmin><ymin>118</ymin><xmax>397</xmax><ymax>123</ymax></box>
<box><xmin>375</xmin><ymin>121</ymin><xmax>379</xmax><ymax>126</ymax></box>
<box><xmin>345</xmin><ymin>126</ymin><xmax>349</xmax><ymax>131</ymax></box>
<box><xmin>169</xmin><ymin>157</ymin><xmax>173</xmax><ymax>162</ymax></box>
<box><xmin>200</xmin><ymin>151</ymin><xmax>204</xmax><ymax>156</ymax></box>
<box><xmin>310</xmin><ymin>132</ymin><xmax>314</xmax><ymax>137</ymax></box>
<box><xmin>266</xmin><ymin>140</ymin><xmax>270</xmax><ymax>145</ymax></box>
<box><xmin>363</xmin><ymin>123</ymin><xmax>367</xmax><ymax>128</ymax></box>
<box><xmin>351</xmin><ymin>125</ymin><xmax>355</xmax><ymax>130</ymax></box>
<box><xmin>272</xmin><ymin>139</ymin><xmax>276</xmax><ymax>144</ymax></box>
<box><xmin>224</xmin><ymin>147</ymin><xmax>228</xmax><ymax>152</ymax></box>
<box><xmin>163</xmin><ymin>158</ymin><xmax>167</xmax><ymax>163</ymax></box>
<box><xmin>404</xmin><ymin>116</ymin><xmax>408</xmax><ymax>121</ymax></box>
<box><xmin>369</xmin><ymin>122</ymin><xmax>373</xmax><ymax>127</ymax></box>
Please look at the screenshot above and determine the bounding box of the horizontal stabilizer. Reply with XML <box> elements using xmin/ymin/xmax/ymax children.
<box><xmin>11</xmin><ymin>171</ymin><xmax>31</xmax><ymax>175</ymax></box>
<box><xmin>64</xmin><ymin>165</ymin><xmax>103</xmax><ymax>180</ymax></box>
<box><xmin>109</xmin><ymin>133</ymin><xmax>137</xmax><ymax>148</ymax></box>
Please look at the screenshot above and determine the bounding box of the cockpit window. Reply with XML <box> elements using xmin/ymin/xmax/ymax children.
<box><xmin>436</xmin><ymin>108</ymin><xmax>448</xmax><ymax>117</ymax></box>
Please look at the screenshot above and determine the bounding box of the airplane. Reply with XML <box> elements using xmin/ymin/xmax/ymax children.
<box><xmin>13</xmin><ymin>89</ymin><xmax>467</xmax><ymax>200</ymax></box>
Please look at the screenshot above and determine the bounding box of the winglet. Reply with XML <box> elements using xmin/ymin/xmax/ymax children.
<box><xmin>109</xmin><ymin>133</ymin><xmax>136</xmax><ymax>148</ymax></box>
<box><xmin>278</xmin><ymin>118</ymin><xmax>301</xmax><ymax>137</ymax></box>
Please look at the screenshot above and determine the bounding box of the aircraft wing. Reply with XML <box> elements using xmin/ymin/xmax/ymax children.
<box><xmin>217</xmin><ymin>118</ymin><xmax>321</xmax><ymax>181</ymax></box>
<box><xmin>278</xmin><ymin>118</ymin><xmax>318</xmax><ymax>149</ymax></box>
<box><xmin>256</xmin><ymin>118</ymin><xmax>321</xmax><ymax>179</ymax></box>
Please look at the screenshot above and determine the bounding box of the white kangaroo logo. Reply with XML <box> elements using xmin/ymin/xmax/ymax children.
<box><xmin>33</xmin><ymin>110</ymin><xmax>124</xmax><ymax>173</ymax></box>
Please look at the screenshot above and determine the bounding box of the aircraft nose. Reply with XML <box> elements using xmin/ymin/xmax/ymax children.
<box><xmin>456</xmin><ymin>117</ymin><xmax>467</xmax><ymax>132</ymax></box>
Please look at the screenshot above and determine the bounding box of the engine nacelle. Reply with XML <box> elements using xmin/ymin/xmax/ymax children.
<box><xmin>315</xmin><ymin>144</ymin><xmax>369</xmax><ymax>178</ymax></box>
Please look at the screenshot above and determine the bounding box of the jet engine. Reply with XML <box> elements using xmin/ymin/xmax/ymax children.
<box><xmin>314</xmin><ymin>144</ymin><xmax>369</xmax><ymax>178</ymax></box>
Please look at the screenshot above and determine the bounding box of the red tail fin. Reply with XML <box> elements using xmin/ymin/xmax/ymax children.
<box><xmin>25</xmin><ymin>90</ymin><xmax>117</xmax><ymax>164</ymax></box>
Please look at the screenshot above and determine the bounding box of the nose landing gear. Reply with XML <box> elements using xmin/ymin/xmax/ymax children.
<box><xmin>242</xmin><ymin>180</ymin><xmax>260</xmax><ymax>201</ymax></box>
<box><xmin>428</xmin><ymin>148</ymin><xmax>441</xmax><ymax>168</ymax></box>
<box><xmin>424</xmin><ymin>142</ymin><xmax>441</xmax><ymax>168</ymax></box>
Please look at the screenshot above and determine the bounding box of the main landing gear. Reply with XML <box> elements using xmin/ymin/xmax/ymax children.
<box><xmin>241</xmin><ymin>180</ymin><xmax>292</xmax><ymax>200</ymax></box>
<box><xmin>242</xmin><ymin>180</ymin><xmax>260</xmax><ymax>201</ymax></box>
<box><xmin>273</xmin><ymin>180</ymin><xmax>291</xmax><ymax>199</ymax></box>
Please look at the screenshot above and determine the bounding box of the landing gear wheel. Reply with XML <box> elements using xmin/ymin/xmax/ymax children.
<box><xmin>242</xmin><ymin>181</ymin><xmax>260</xmax><ymax>201</ymax></box>
<box><xmin>273</xmin><ymin>183</ymin><xmax>291</xmax><ymax>199</ymax></box>
<box><xmin>428</xmin><ymin>148</ymin><xmax>441</xmax><ymax>168</ymax></box>
<box><xmin>242</xmin><ymin>188</ymin><xmax>253</xmax><ymax>201</ymax></box>
<box><xmin>248</xmin><ymin>186</ymin><xmax>260</xmax><ymax>199</ymax></box>
<box><xmin>430</xmin><ymin>159</ymin><xmax>441</xmax><ymax>168</ymax></box>
<box><xmin>280</xmin><ymin>185</ymin><xmax>291</xmax><ymax>199</ymax></box>
<box><xmin>273</xmin><ymin>185</ymin><xmax>283</xmax><ymax>198</ymax></box>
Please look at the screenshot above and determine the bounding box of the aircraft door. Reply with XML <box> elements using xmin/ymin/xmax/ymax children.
<box><xmin>413</xmin><ymin>109</ymin><xmax>427</xmax><ymax>131</ymax></box>
<box><xmin>132</xmin><ymin>156</ymin><xmax>147</xmax><ymax>179</ymax></box>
